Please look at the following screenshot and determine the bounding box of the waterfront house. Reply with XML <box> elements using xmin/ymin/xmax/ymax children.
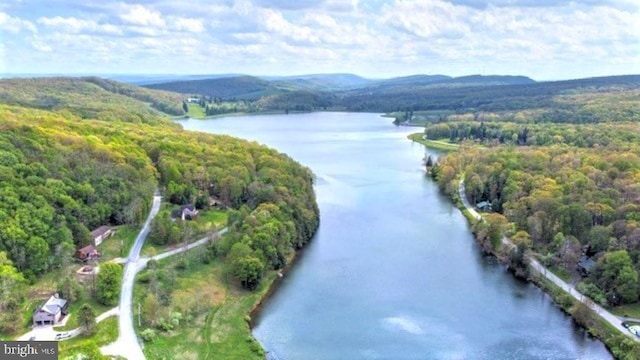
<box><xmin>578</xmin><ymin>255</ymin><xmax>596</xmax><ymax>276</ymax></box>
<box><xmin>476</xmin><ymin>201</ymin><xmax>492</xmax><ymax>211</ymax></box>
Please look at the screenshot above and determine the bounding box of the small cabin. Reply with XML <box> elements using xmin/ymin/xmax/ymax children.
<box><xmin>75</xmin><ymin>244</ymin><xmax>100</xmax><ymax>262</ymax></box>
<box><xmin>90</xmin><ymin>225</ymin><xmax>114</xmax><ymax>247</ymax></box>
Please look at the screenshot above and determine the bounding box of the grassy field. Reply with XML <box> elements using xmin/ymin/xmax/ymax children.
<box><xmin>142</xmin><ymin>209</ymin><xmax>227</xmax><ymax>257</ymax></box>
<box><xmin>611</xmin><ymin>303</ymin><xmax>640</xmax><ymax>319</ymax></box>
<box><xmin>187</xmin><ymin>103</ymin><xmax>206</xmax><ymax>118</ymax></box>
<box><xmin>408</xmin><ymin>133</ymin><xmax>460</xmax><ymax>151</ymax></box>
<box><xmin>100</xmin><ymin>225</ymin><xmax>140</xmax><ymax>260</ymax></box>
<box><xmin>135</xmin><ymin>252</ymin><xmax>273</xmax><ymax>360</ymax></box>
<box><xmin>58</xmin><ymin>317</ymin><xmax>118</xmax><ymax>359</ymax></box>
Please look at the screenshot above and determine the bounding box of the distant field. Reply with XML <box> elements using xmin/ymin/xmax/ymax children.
<box><xmin>186</xmin><ymin>102</ymin><xmax>206</xmax><ymax>118</ymax></box>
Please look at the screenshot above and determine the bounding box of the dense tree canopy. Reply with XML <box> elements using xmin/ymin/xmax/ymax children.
<box><xmin>0</xmin><ymin>77</ymin><xmax>319</xmax><ymax>292</ymax></box>
<box><xmin>433</xmin><ymin>139</ymin><xmax>640</xmax><ymax>305</ymax></box>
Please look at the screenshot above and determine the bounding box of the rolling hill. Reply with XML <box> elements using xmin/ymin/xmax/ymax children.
<box><xmin>0</xmin><ymin>77</ymin><xmax>186</xmax><ymax>123</ymax></box>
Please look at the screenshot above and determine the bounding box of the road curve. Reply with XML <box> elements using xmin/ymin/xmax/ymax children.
<box><xmin>458</xmin><ymin>179</ymin><xmax>637</xmax><ymax>341</ymax></box>
<box><xmin>102</xmin><ymin>194</ymin><xmax>162</xmax><ymax>360</ymax></box>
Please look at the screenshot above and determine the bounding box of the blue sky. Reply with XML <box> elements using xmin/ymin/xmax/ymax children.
<box><xmin>1</xmin><ymin>0</ymin><xmax>638</xmax><ymax>80</ymax></box>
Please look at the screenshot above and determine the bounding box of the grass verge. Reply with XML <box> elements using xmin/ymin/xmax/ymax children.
<box><xmin>408</xmin><ymin>133</ymin><xmax>460</xmax><ymax>151</ymax></box>
<box><xmin>611</xmin><ymin>304</ymin><xmax>640</xmax><ymax>319</ymax></box>
<box><xmin>58</xmin><ymin>317</ymin><xmax>118</xmax><ymax>359</ymax></box>
<box><xmin>548</xmin><ymin>265</ymin><xmax>574</xmax><ymax>283</ymax></box>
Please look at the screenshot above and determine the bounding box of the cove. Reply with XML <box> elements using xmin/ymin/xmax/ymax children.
<box><xmin>176</xmin><ymin>112</ymin><xmax>611</xmax><ymax>360</ymax></box>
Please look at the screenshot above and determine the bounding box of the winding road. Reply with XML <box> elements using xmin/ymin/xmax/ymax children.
<box><xmin>102</xmin><ymin>194</ymin><xmax>162</xmax><ymax>360</ymax></box>
<box><xmin>458</xmin><ymin>180</ymin><xmax>637</xmax><ymax>340</ymax></box>
<box><xmin>101</xmin><ymin>192</ymin><xmax>229</xmax><ymax>360</ymax></box>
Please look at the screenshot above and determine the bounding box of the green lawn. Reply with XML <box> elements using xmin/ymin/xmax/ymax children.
<box><xmin>408</xmin><ymin>133</ymin><xmax>460</xmax><ymax>151</ymax></box>
<box><xmin>186</xmin><ymin>102</ymin><xmax>206</xmax><ymax>118</ymax></box>
<box><xmin>100</xmin><ymin>225</ymin><xmax>140</xmax><ymax>260</ymax></box>
<box><xmin>58</xmin><ymin>316</ymin><xmax>118</xmax><ymax>359</ymax></box>
<box><xmin>610</xmin><ymin>303</ymin><xmax>640</xmax><ymax>319</ymax></box>
<box><xmin>135</xmin><ymin>252</ymin><xmax>271</xmax><ymax>360</ymax></box>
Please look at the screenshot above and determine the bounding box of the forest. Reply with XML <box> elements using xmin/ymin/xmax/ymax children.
<box><xmin>145</xmin><ymin>73</ymin><xmax>639</xmax><ymax>122</ymax></box>
<box><xmin>0</xmin><ymin>78</ymin><xmax>319</xmax><ymax>339</ymax></box>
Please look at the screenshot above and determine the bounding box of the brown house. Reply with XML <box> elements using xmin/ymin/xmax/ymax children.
<box><xmin>91</xmin><ymin>225</ymin><xmax>114</xmax><ymax>246</ymax></box>
<box><xmin>75</xmin><ymin>244</ymin><xmax>100</xmax><ymax>262</ymax></box>
<box><xmin>33</xmin><ymin>294</ymin><xmax>68</xmax><ymax>326</ymax></box>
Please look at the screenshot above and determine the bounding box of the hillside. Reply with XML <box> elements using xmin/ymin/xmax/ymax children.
<box><xmin>0</xmin><ymin>77</ymin><xmax>186</xmax><ymax>123</ymax></box>
<box><xmin>0</xmin><ymin>79</ymin><xmax>319</xmax><ymax>356</ymax></box>
<box><xmin>145</xmin><ymin>75</ymin><xmax>280</xmax><ymax>100</ymax></box>
<box><xmin>347</xmin><ymin>75</ymin><xmax>640</xmax><ymax>119</ymax></box>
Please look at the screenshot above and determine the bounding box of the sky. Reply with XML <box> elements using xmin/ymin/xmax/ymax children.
<box><xmin>0</xmin><ymin>0</ymin><xmax>638</xmax><ymax>80</ymax></box>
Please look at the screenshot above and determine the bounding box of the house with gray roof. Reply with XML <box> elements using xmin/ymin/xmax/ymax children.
<box><xmin>33</xmin><ymin>294</ymin><xmax>68</xmax><ymax>326</ymax></box>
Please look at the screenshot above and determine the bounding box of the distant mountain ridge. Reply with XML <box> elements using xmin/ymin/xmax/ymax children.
<box><xmin>140</xmin><ymin>73</ymin><xmax>639</xmax><ymax>117</ymax></box>
<box><xmin>143</xmin><ymin>73</ymin><xmax>537</xmax><ymax>100</ymax></box>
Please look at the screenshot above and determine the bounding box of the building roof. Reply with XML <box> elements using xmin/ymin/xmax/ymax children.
<box><xmin>476</xmin><ymin>201</ymin><xmax>492</xmax><ymax>208</ymax></box>
<box><xmin>579</xmin><ymin>255</ymin><xmax>596</xmax><ymax>271</ymax></box>
<box><xmin>91</xmin><ymin>225</ymin><xmax>111</xmax><ymax>238</ymax></box>
<box><xmin>77</xmin><ymin>244</ymin><xmax>98</xmax><ymax>256</ymax></box>
<box><xmin>171</xmin><ymin>205</ymin><xmax>198</xmax><ymax>218</ymax></box>
<box><xmin>38</xmin><ymin>294</ymin><xmax>67</xmax><ymax>315</ymax></box>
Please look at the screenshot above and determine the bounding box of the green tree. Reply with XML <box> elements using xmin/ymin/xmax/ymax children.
<box><xmin>58</xmin><ymin>273</ymin><xmax>83</xmax><ymax>304</ymax></box>
<box><xmin>142</xmin><ymin>292</ymin><xmax>161</xmax><ymax>326</ymax></box>
<box><xmin>73</xmin><ymin>340</ymin><xmax>108</xmax><ymax>360</ymax></box>
<box><xmin>78</xmin><ymin>303</ymin><xmax>97</xmax><ymax>335</ymax></box>
<box><xmin>96</xmin><ymin>263</ymin><xmax>123</xmax><ymax>306</ymax></box>
<box><xmin>591</xmin><ymin>250</ymin><xmax>639</xmax><ymax>305</ymax></box>
<box><xmin>587</xmin><ymin>225</ymin><xmax>611</xmax><ymax>253</ymax></box>
<box><xmin>234</xmin><ymin>256</ymin><xmax>264</xmax><ymax>290</ymax></box>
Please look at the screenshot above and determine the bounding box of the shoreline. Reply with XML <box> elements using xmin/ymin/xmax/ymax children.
<box><xmin>448</xmin><ymin>176</ymin><xmax>635</xmax><ymax>358</ymax></box>
<box><xmin>248</xmin><ymin>240</ymin><xmax>313</xmax><ymax>330</ymax></box>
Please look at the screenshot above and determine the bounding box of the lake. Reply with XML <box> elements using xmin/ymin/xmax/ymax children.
<box><xmin>176</xmin><ymin>112</ymin><xmax>611</xmax><ymax>360</ymax></box>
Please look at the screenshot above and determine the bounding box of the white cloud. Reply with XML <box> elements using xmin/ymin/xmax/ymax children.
<box><xmin>37</xmin><ymin>16</ymin><xmax>123</xmax><ymax>35</ymax></box>
<box><xmin>0</xmin><ymin>0</ymin><xmax>637</xmax><ymax>78</ymax></box>
<box><xmin>32</xmin><ymin>38</ymin><xmax>53</xmax><ymax>52</ymax></box>
<box><xmin>119</xmin><ymin>4</ymin><xmax>165</xmax><ymax>27</ymax></box>
<box><xmin>170</xmin><ymin>16</ymin><xmax>204</xmax><ymax>33</ymax></box>
<box><xmin>0</xmin><ymin>11</ymin><xmax>36</xmax><ymax>33</ymax></box>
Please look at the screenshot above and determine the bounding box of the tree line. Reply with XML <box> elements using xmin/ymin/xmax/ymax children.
<box><xmin>432</xmin><ymin>145</ymin><xmax>640</xmax><ymax>306</ymax></box>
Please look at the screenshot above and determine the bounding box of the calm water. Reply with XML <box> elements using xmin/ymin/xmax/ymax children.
<box><xmin>176</xmin><ymin>112</ymin><xmax>611</xmax><ymax>360</ymax></box>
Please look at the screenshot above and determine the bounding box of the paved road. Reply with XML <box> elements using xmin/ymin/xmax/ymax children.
<box><xmin>102</xmin><ymin>194</ymin><xmax>162</xmax><ymax>360</ymax></box>
<box><xmin>142</xmin><ymin>227</ymin><xmax>228</xmax><ymax>265</ymax></box>
<box><xmin>458</xmin><ymin>179</ymin><xmax>637</xmax><ymax>341</ymax></box>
